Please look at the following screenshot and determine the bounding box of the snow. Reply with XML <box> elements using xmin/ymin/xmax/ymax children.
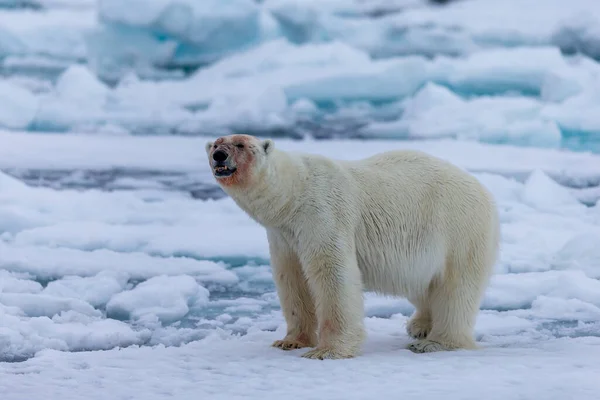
<box><xmin>2</xmin><ymin>130</ymin><xmax>600</xmax><ymax>188</ymax></box>
<box><xmin>105</xmin><ymin>275</ymin><xmax>209</xmax><ymax>324</ymax></box>
<box><xmin>0</xmin><ymin>81</ymin><xmax>39</xmax><ymax>129</ymax></box>
<box><xmin>43</xmin><ymin>271</ymin><xmax>128</xmax><ymax>308</ymax></box>
<box><xmin>5</xmin><ymin>2</ymin><xmax>600</xmax><ymax>148</ymax></box>
<box><xmin>2</xmin><ymin>0</ymin><xmax>600</xmax><ymax>146</ymax></box>
<box><xmin>2</xmin><ymin>0</ymin><xmax>600</xmax><ymax>398</ymax></box>
<box><xmin>552</xmin><ymin>233</ymin><xmax>600</xmax><ymax>278</ymax></box>
<box><xmin>365</xmin><ymin>82</ymin><xmax>563</xmax><ymax>146</ymax></box>
<box><xmin>0</xmin><ymin>8</ymin><xmax>95</xmax><ymax>61</ymax></box>
<box><xmin>0</xmin><ymin>134</ymin><xmax>600</xmax><ymax>373</ymax></box>
<box><xmin>3</xmin><ymin>39</ymin><xmax>600</xmax><ymax>149</ymax></box>
<box><xmin>1</xmin><ymin>324</ymin><xmax>600</xmax><ymax>400</ymax></box>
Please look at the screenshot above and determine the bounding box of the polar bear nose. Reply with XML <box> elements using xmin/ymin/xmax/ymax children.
<box><xmin>212</xmin><ymin>150</ymin><xmax>228</xmax><ymax>162</ymax></box>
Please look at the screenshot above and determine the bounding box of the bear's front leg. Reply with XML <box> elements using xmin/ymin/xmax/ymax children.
<box><xmin>300</xmin><ymin>241</ymin><xmax>366</xmax><ymax>360</ymax></box>
<box><xmin>267</xmin><ymin>230</ymin><xmax>318</xmax><ymax>350</ymax></box>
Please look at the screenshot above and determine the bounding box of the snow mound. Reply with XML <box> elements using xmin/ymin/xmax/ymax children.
<box><xmin>522</xmin><ymin>169</ymin><xmax>584</xmax><ymax>212</ymax></box>
<box><xmin>552</xmin><ymin>232</ymin><xmax>600</xmax><ymax>279</ymax></box>
<box><xmin>106</xmin><ymin>275</ymin><xmax>209</xmax><ymax>324</ymax></box>
<box><xmin>43</xmin><ymin>271</ymin><xmax>129</xmax><ymax>308</ymax></box>
<box><xmin>0</xmin><ymin>80</ymin><xmax>39</xmax><ymax>129</ymax></box>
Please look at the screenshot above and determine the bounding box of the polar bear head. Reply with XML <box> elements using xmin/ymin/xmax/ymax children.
<box><xmin>205</xmin><ymin>134</ymin><xmax>274</xmax><ymax>187</ymax></box>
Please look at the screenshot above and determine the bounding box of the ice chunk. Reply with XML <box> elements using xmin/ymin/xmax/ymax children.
<box><xmin>84</xmin><ymin>23</ymin><xmax>179</xmax><ymax>83</ymax></box>
<box><xmin>99</xmin><ymin>0</ymin><xmax>264</xmax><ymax>47</ymax></box>
<box><xmin>32</xmin><ymin>65</ymin><xmax>111</xmax><ymax>131</ymax></box>
<box><xmin>0</xmin><ymin>306</ymin><xmax>149</xmax><ymax>362</ymax></box>
<box><xmin>527</xmin><ymin>296</ymin><xmax>600</xmax><ymax>322</ymax></box>
<box><xmin>88</xmin><ymin>0</ymin><xmax>280</xmax><ymax>79</ymax></box>
<box><xmin>0</xmin><ymin>171</ymin><xmax>50</xmax><ymax>234</ymax></box>
<box><xmin>551</xmin><ymin>11</ymin><xmax>600</xmax><ymax>60</ymax></box>
<box><xmin>0</xmin><ymin>80</ymin><xmax>39</xmax><ymax>129</ymax></box>
<box><xmin>551</xmin><ymin>232</ymin><xmax>600</xmax><ymax>279</ymax></box>
<box><xmin>113</xmin><ymin>39</ymin><xmax>373</xmax><ymax>109</ymax></box>
<box><xmin>402</xmin><ymin>82</ymin><xmax>462</xmax><ymax>116</ymax></box>
<box><xmin>542</xmin><ymin>73</ymin><xmax>600</xmax><ymax>143</ymax></box>
<box><xmin>0</xmin><ymin>26</ymin><xmax>24</xmax><ymax>57</ymax></box>
<box><xmin>367</xmin><ymin>0</ymin><xmax>600</xmax><ymax>60</ymax></box>
<box><xmin>435</xmin><ymin>47</ymin><xmax>590</xmax><ymax>98</ymax></box>
<box><xmin>0</xmin><ymin>293</ymin><xmax>100</xmax><ymax>317</ymax></box>
<box><xmin>106</xmin><ymin>275</ymin><xmax>209</xmax><ymax>324</ymax></box>
<box><xmin>54</xmin><ymin>65</ymin><xmax>109</xmax><ymax>106</ymax></box>
<box><xmin>0</xmin><ymin>8</ymin><xmax>95</xmax><ymax>61</ymax></box>
<box><xmin>184</xmin><ymin>85</ymin><xmax>289</xmax><ymax>135</ymax></box>
<box><xmin>43</xmin><ymin>271</ymin><xmax>129</xmax><ymax>308</ymax></box>
<box><xmin>31</xmin><ymin>64</ymin><xmax>193</xmax><ymax>134</ymax></box>
<box><xmin>365</xmin><ymin>83</ymin><xmax>563</xmax><ymax>147</ymax></box>
<box><xmin>0</xmin><ymin>270</ymin><xmax>42</xmax><ymax>294</ymax></box>
<box><xmin>284</xmin><ymin>55</ymin><xmax>429</xmax><ymax>103</ymax></box>
<box><xmin>522</xmin><ymin>169</ymin><xmax>583</xmax><ymax>211</ymax></box>
<box><xmin>0</xmin><ymin>242</ymin><xmax>240</xmax><ymax>284</ymax></box>
<box><xmin>484</xmin><ymin>270</ymin><xmax>600</xmax><ymax>311</ymax></box>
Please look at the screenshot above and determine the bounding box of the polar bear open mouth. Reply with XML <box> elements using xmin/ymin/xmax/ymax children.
<box><xmin>214</xmin><ymin>165</ymin><xmax>237</xmax><ymax>177</ymax></box>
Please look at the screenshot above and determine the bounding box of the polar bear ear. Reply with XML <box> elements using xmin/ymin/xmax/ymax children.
<box><xmin>205</xmin><ymin>141</ymin><xmax>214</xmax><ymax>155</ymax></box>
<box><xmin>262</xmin><ymin>139</ymin><xmax>274</xmax><ymax>155</ymax></box>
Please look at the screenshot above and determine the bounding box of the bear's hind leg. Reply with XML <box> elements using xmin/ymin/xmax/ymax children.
<box><xmin>408</xmin><ymin>253</ymin><xmax>492</xmax><ymax>353</ymax></box>
<box><xmin>267</xmin><ymin>230</ymin><xmax>318</xmax><ymax>350</ymax></box>
<box><xmin>300</xmin><ymin>242</ymin><xmax>366</xmax><ymax>360</ymax></box>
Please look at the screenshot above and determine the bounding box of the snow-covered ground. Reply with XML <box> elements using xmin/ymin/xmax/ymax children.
<box><xmin>2</xmin><ymin>132</ymin><xmax>600</xmax><ymax>398</ymax></box>
<box><xmin>2</xmin><ymin>0</ymin><xmax>600</xmax><ymax>398</ymax></box>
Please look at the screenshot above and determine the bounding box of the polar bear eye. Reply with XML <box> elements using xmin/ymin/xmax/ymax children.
<box><xmin>235</xmin><ymin>144</ymin><xmax>245</xmax><ymax>149</ymax></box>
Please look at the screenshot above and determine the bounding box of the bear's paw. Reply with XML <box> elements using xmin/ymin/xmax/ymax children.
<box><xmin>406</xmin><ymin>315</ymin><xmax>432</xmax><ymax>339</ymax></box>
<box><xmin>301</xmin><ymin>347</ymin><xmax>357</xmax><ymax>360</ymax></box>
<box><xmin>272</xmin><ymin>339</ymin><xmax>312</xmax><ymax>351</ymax></box>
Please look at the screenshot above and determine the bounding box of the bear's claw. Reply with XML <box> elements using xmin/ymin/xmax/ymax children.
<box><xmin>408</xmin><ymin>339</ymin><xmax>448</xmax><ymax>353</ymax></box>
<box><xmin>272</xmin><ymin>339</ymin><xmax>311</xmax><ymax>350</ymax></box>
<box><xmin>406</xmin><ymin>317</ymin><xmax>431</xmax><ymax>339</ymax></box>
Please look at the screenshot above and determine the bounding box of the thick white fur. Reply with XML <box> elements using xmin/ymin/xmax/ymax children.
<box><xmin>207</xmin><ymin>136</ymin><xmax>500</xmax><ymax>360</ymax></box>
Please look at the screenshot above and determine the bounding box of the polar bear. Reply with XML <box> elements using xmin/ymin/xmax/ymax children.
<box><xmin>205</xmin><ymin>134</ymin><xmax>500</xmax><ymax>360</ymax></box>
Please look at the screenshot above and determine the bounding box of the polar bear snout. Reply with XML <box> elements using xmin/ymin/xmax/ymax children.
<box><xmin>210</xmin><ymin>149</ymin><xmax>238</xmax><ymax>178</ymax></box>
<box><xmin>212</xmin><ymin>150</ymin><xmax>228</xmax><ymax>162</ymax></box>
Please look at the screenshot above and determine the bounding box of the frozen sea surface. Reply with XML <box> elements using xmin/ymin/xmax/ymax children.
<box><xmin>1</xmin><ymin>132</ymin><xmax>600</xmax><ymax>398</ymax></box>
<box><xmin>2</xmin><ymin>0</ymin><xmax>600</xmax><ymax>398</ymax></box>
